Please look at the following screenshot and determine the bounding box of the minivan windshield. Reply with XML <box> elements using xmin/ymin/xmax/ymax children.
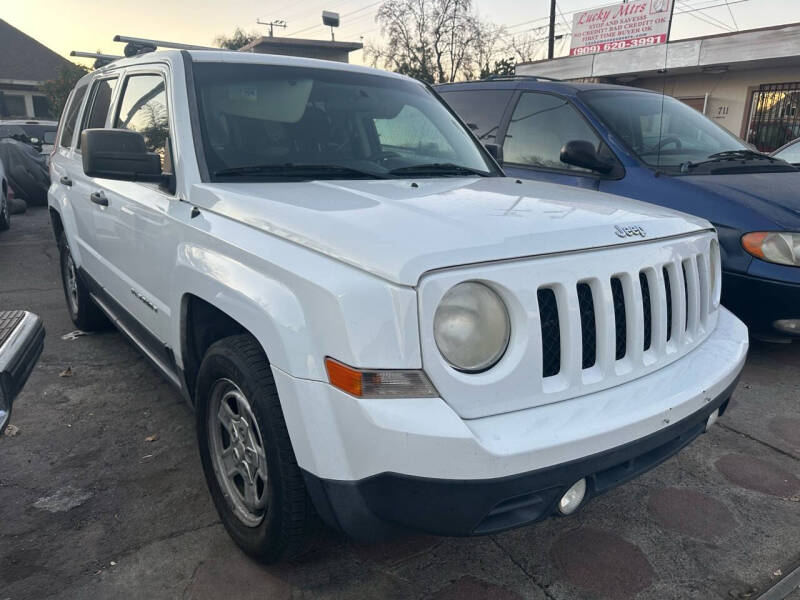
<box><xmin>581</xmin><ymin>89</ymin><xmax>752</xmax><ymax>172</ymax></box>
<box><xmin>191</xmin><ymin>62</ymin><xmax>498</xmax><ymax>181</ymax></box>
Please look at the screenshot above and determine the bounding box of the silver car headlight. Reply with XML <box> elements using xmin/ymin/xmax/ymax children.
<box><xmin>433</xmin><ymin>281</ymin><xmax>510</xmax><ymax>373</ymax></box>
<box><xmin>742</xmin><ymin>232</ymin><xmax>800</xmax><ymax>266</ymax></box>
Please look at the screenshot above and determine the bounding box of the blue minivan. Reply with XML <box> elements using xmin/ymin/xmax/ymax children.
<box><xmin>437</xmin><ymin>77</ymin><xmax>800</xmax><ymax>340</ymax></box>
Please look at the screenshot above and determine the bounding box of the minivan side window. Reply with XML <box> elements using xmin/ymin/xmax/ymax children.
<box><xmin>114</xmin><ymin>74</ymin><xmax>170</xmax><ymax>169</ymax></box>
<box><xmin>78</xmin><ymin>78</ymin><xmax>118</xmax><ymax>149</ymax></box>
<box><xmin>438</xmin><ymin>89</ymin><xmax>513</xmax><ymax>142</ymax></box>
<box><xmin>503</xmin><ymin>92</ymin><xmax>602</xmax><ymax>172</ymax></box>
<box><xmin>58</xmin><ymin>83</ymin><xmax>88</xmax><ymax>149</ymax></box>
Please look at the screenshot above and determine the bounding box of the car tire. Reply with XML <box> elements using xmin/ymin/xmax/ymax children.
<box><xmin>0</xmin><ymin>184</ymin><xmax>10</xmax><ymax>231</ymax></box>
<box><xmin>57</xmin><ymin>232</ymin><xmax>109</xmax><ymax>331</ymax></box>
<box><xmin>195</xmin><ymin>334</ymin><xmax>316</xmax><ymax>563</ymax></box>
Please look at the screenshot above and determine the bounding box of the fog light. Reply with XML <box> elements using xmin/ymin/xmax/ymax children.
<box><xmin>706</xmin><ymin>408</ymin><xmax>719</xmax><ymax>431</ymax></box>
<box><xmin>558</xmin><ymin>478</ymin><xmax>587</xmax><ymax>515</ymax></box>
<box><xmin>774</xmin><ymin>319</ymin><xmax>800</xmax><ymax>335</ymax></box>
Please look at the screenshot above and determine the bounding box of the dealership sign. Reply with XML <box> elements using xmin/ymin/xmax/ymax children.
<box><xmin>570</xmin><ymin>0</ymin><xmax>673</xmax><ymax>56</ymax></box>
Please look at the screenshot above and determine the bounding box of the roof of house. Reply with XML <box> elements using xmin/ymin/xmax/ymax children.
<box><xmin>0</xmin><ymin>19</ymin><xmax>73</xmax><ymax>83</ymax></box>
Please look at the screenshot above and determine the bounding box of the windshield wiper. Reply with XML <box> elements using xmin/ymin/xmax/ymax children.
<box><xmin>680</xmin><ymin>149</ymin><xmax>778</xmax><ymax>173</ymax></box>
<box><xmin>388</xmin><ymin>163</ymin><xmax>490</xmax><ymax>177</ymax></box>
<box><xmin>213</xmin><ymin>163</ymin><xmax>387</xmax><ymax>179</ymax></box>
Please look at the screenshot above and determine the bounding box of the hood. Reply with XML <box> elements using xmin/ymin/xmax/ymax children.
<box><xmin>680</xmin><ymin>171</ymin><xmax>800</xmax><ymax>230</ymax></box>
<box><xmin>190</xmin><ymin>177</ymin><xmax>710</xmax><ymax>286</ymax></box>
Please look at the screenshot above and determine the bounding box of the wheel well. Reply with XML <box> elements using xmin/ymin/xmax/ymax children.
<box><xmin>49</xmin><ymin>208</ymin><xmax>64</xmax><ymax>242</ymax></box>
<box><xmin>182</xmin><ymin>295</ymin><xmax>248</xmax><ymax>399</ymax></box>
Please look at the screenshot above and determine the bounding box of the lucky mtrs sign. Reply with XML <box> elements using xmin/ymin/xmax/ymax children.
<box><xmin>570</xmin><ymin>0</ymin><xmax>673</xmax><ymax>56</ymax></box>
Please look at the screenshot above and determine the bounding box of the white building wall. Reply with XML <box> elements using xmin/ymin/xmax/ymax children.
<box><xmin>633</xmin><ymin>66</ymin><xmax>799</xmax><ymax>138</ymax></box>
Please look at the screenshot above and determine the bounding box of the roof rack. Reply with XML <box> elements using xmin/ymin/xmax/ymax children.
<box><xmin>113</xmin><ymin>35</ymin><xmax>226</xmax><ymax>57</ymax></box>
<box><xmin>482</xmin><ymin>75</ymin><xmax>561</xmax><ymax>82</ymax></box>
<box><xmin>70</xmin><ymin>51</ymin><xmax>123</xmax><ymax>68</ymax></box>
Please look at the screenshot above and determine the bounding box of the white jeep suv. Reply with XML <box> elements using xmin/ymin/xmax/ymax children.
<box><xmin>48</xmin><ymin>50</ymin><xmax>748</xmax><ymax>562</ymax></box>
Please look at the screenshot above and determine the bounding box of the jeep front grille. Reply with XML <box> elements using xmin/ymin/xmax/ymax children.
<box><xmin>418</xmin><ymin>231</ymin><xmax>720</xmax><ymax>419</ymax></box>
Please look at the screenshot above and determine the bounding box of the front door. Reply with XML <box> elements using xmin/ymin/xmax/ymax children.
<box><xmin>500</xmin><ymin>91</ymin><xmax>604</xmax><ymax>191</ymax></box>
<box><xmin>85</xmin><ymin>69</ymin><xmax>177</xmax><ymax>355</ymax></box>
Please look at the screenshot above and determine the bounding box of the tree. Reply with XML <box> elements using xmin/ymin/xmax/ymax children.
<box><xmin>479</xmin><ymin>57</ymin><xmax>515</xmax><ymax>80</ymax></box>
<box><xmin>367</xmin><ymin>0</ymin><xmax>498</xmax><ymax>84</ymax></box>
<box><xmin>215</xmin><ymin>27</ymin><xmax>259</xmax><ymax>50</ymax></box>
<box><xmin>40</xmin><ymin>63</ymin><xmax>91</xmax><ymax>119</ymax></box>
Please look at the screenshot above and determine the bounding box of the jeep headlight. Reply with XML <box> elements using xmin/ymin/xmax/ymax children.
<box><xmin>433</xmin><ymin>282</ymin><xmax>510</xmax><ymax>372</ymax></box>
<box><xmin>741</xmin><ymin>232</ymin><xmax>800</xmax><ymax>266</ymax></box>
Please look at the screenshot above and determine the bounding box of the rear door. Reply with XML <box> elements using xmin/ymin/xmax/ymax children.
<box><xmin>500</xmin><ymin>91</ymin><xmax>606</xmax><ymax>190</ymax></box>
<box><xmin>50</xmin><ymin>81</ymin><xmax>91</xmax><ymax>263</ymax></box>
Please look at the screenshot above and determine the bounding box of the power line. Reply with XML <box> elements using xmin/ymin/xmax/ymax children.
<box><xmin>725</xmin><ymin>0</ymin><xmax>740</xmax><ymax>30</ymax></box>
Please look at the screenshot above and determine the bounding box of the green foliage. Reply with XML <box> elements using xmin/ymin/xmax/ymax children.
<box><xmin>41</xmin><ymin>63</ymin><xmax>90</xmax><ymax>119</ymax></box>
<box><xmin>479</xmin><ymin>57</ymin><xmax>515</xmax><ymax>80</ymax></box>
<box><xmin>215</xmin><ymin>28</ymin><xmax>259</xmax><ymax>50</ymax></box>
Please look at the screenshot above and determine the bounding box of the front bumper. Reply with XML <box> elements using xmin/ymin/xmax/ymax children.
<box><xmin>273</xmin><ymin>308</ymin><xmax>748</xmax><ymax>539</ymax></box>
<box><xmin>722</xmin><ymin>270</ymin><xmax>800</xmax><ymax>337</ymax></box>
<box><xmin>0</xmin><ymin>311</ymin><xmax>45</xmax><ymax>433</ymax></box>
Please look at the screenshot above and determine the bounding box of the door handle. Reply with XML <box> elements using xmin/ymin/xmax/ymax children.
<box><xmin>89</xmin><ymin>191</ymin><xmax>108</xmax><ymax>206</ymax></box>
<box><xmin>60</xmin><ymin>176</ymin><xmax>72</xmax><ymax>187</ymax></box>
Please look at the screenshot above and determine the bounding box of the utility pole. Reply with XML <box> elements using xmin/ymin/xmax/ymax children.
<box><xmin>256</xmin><ymin>19</ymin><xmax>287</xmax><ymax>37</ymax></box>
<box><xmin>548</xmin><ymin>0</ymin><xmax>556</xmax><ymax>59</ymax></box>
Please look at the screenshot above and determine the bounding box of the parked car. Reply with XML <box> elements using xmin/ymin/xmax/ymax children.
<box><xmin>772</xmin><ymin>137</ymin><xmax>800</xmax><ymax>165</ymax></box>
<box><xmin>0</xmin><ymin>119</ymin><xmax>58</xmax><ymax>153</ymax></box>
<box><xmin>436</xmin><ymin>78</ymin><xmax>800</xmax><ymax>340</ymax></box>
<box><xmin>0</xmin><ymin>310</ymin><xmax>45</xmax><ymax>434</ymax></box>
<box><xmin>0</xmin><ymin>155</ymin><xmax>10</xmax><ymax>230</ymax></box>
<box><xmin>50</xmin><ymin>50</ymin><xmax>748</xmax><ymax>562</ymax></box>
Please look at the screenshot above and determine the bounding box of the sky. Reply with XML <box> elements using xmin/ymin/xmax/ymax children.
<box><xmin>1</xmin><ymin>0</ymin><xmax>799</xmax><ymax>68</ymax></box>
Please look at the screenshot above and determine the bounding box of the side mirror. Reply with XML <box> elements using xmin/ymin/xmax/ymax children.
<box><xmin>484</xmin><ymin>143</ymin><xmax>504</xmax><ymax>164</ymax></box>
<box><xmin>81</xmin><ymin>128</ymin><xmax>165</xmax><ymax>184</ymax></box>
<box><xmin>560</xmin><ymin>140</ymin><xmax>614</xmax><ymax>174</ymax></box>
<box><xmin>43</xmin><ymin>131</ymin><xmax>57</xmax><ymax>144</ymax></box>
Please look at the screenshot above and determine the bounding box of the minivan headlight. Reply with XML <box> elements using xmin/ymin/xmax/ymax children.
<box><xmin>433</xmin><ymin>282</ymin><xmax>510</xmax><ymax>372</ymax></box>
<box><xmin>741</xmin><ymin>232</ymin><xmax>800</xmax><ymax>266</ymax></box>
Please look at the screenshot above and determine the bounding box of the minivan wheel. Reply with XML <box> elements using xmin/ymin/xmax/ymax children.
<box><xmin>57</xmin><ymin>233</ymin><xmax>109</xmax><ymax>331</ymax></box>
<box><xmin>0</xmin><ymin>186</ymin><xmax>10</xmax><ymax>231</ymax></box>
<box><xmin>195</xmin><ymin>334</ymin><xmax>315</xmax><ymax>563</ymax></box>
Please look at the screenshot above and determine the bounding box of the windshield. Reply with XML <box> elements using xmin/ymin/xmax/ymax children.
<box><xmin>581</xmin><ymin>90</ymin><xmax>749</xmax><ymax>171</ymax></box>
<box><xmin>191</xmin><ymin>62</ymin><xmax>498</xmax><ymax>181</ymax></box>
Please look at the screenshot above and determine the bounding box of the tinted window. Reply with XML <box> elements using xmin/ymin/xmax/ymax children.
<box><xmin>191</xmin><ymin>62</ymin><xmax>496</xmax><ymax>181</ymax></box>
<box><xmin>438</xmin><ymin>89</ymin><xmax>513</xmax><ymax>142</ymax></box>
<box><xmin>582</xmin><ymin>90</ymin><xmax>747</xmax><ymax>170</ymax></box>
<box><xmin>78</xmin><ymin>78</ymin><xmax>118</xmax><ymax>148</ymax></box>
<box><xmin>59</xmin><ymin>84</ymin><xmax>88</xmax><ymax>149</ymax></box>
<box><xmin>503</xmin><ymin>92</ymin><xmax>601</xmax><ymax>172</ymax></box>
<box><xmin>115</xmin><ymin>74</ymin><xmax>169</xmax><ymax>167</ymax></box>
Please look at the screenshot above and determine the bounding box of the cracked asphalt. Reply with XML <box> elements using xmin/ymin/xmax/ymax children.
<box><xmin>1</xmin><ymin>207</ymin><xmax>799</xmax><ymax>600</ymax></box>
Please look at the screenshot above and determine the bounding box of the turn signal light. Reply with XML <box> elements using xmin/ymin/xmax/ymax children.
<box><xmin>324</xmin><ymin>357</ymin><xmax>438</xmax><ymax>399</ymax></box>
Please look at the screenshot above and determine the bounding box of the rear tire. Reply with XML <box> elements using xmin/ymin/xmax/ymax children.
<box><xmin>195</xmin><ymin>334</ymin><xmax>315</xmax><ymax>563</ymax></box>
<box><xmin>0</xmin><ymin>185</ymin><xmax>10</xmax><ymax>231</ymax></box>
<box><xmin>57</xmin><ymin>232</ymin><xmax>109</xmax><ymax>331</ymax></box>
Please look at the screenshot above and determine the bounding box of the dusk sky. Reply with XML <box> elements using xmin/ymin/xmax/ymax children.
<box><xmin>2</xmin><ymin>0</ymin><xmax>799</xmax><ymax>68</ymax></box>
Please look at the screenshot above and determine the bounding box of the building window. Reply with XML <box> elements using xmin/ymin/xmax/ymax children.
<box><xmin>1</xmin><ymin>93</ymin><xmax>27</xmax><ymax>118</ymax></box>
<box><xmin>746</xmin><ymin>82</ymin><xmax>800</xmax><ymax>152</ymax></box>
<box><xmin>32</xmin><ymin>95</ymin><xmax>53</xmax><ymax>119</ymax></box>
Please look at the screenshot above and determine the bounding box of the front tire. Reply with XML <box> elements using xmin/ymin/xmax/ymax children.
<box><xmin>57</xmin><ymin>232</ymin><xmax>109</xmax><ymax>331</ymax></box>
<box><xmin>195</xmin><ymin>334</ymin><xmax>315</xmax><ymax>563</ymax></box>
